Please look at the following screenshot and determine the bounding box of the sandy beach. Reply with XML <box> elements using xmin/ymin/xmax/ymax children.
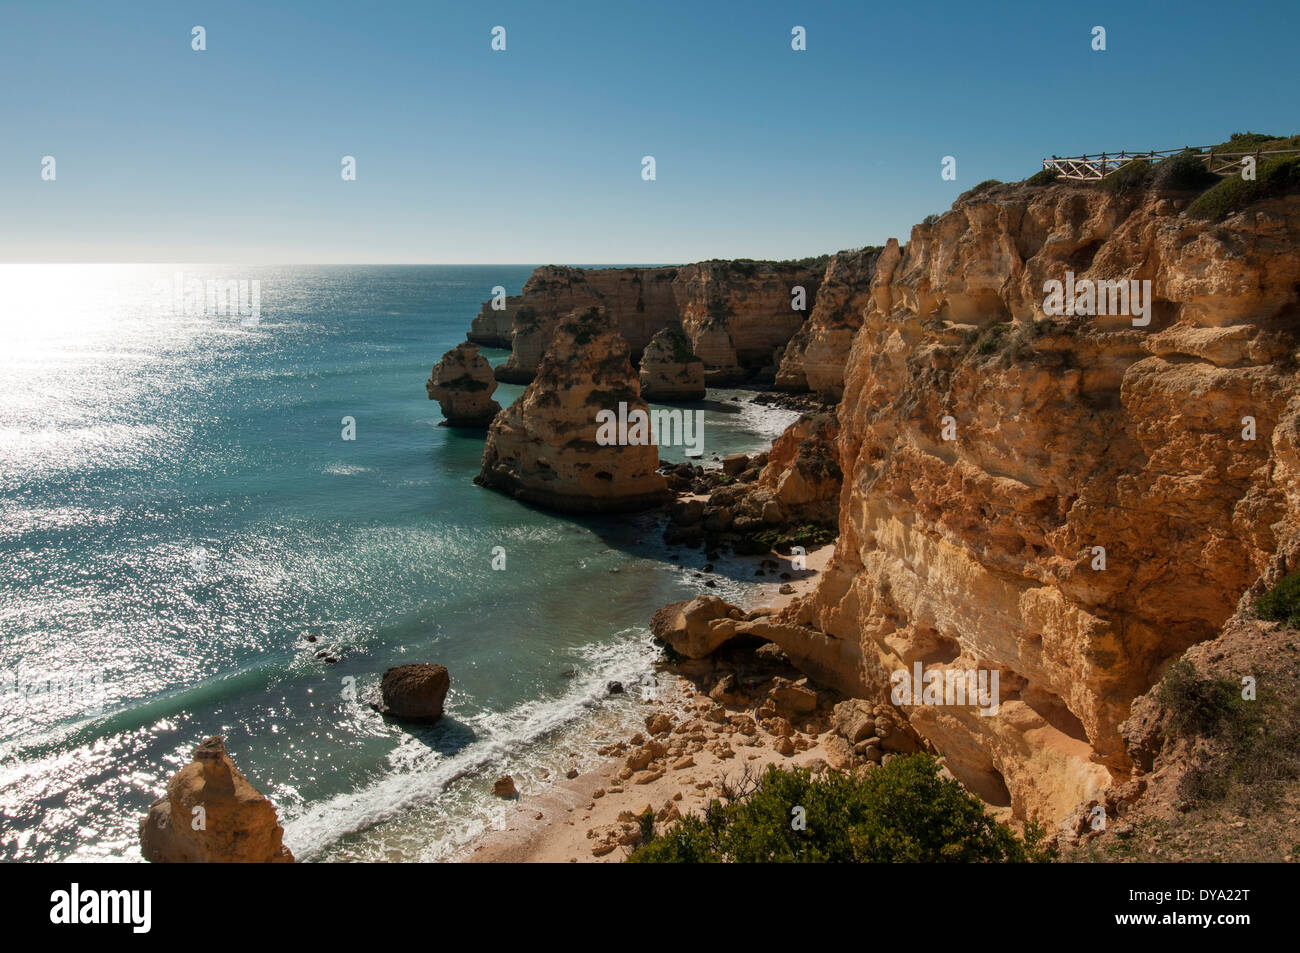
<box><xmin>461</xmin><ymin>543</ymin><xmax>834</xmax><ymax>863</ymax></box>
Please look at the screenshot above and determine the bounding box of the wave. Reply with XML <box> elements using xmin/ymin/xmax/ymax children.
<box><xmin>283</xmin><ymin>629</ymin><xmax>664</xmax><ymax>861</ymax></box>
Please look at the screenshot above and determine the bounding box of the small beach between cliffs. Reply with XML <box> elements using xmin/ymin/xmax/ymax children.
<box><xmin>458</xmin><ymin>543</ymin><xmax>834</xmax><ymax>863</ymax></box>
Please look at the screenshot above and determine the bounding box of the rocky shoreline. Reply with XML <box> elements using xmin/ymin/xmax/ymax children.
<box><xmin>460</xmin><ymin>543</ymin><xmax>847</xmax><ymax>862</ymax></box>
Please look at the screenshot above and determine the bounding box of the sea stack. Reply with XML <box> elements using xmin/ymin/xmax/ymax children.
<box><xmin>638</xmin><ymin>327</ymin><xmax>706</xmax><ymax>401</ymax></box>
<box><xmin>139</xmin><ymin>735</ymin><xmax>294</xmax><ymax>863</ymax></box>
<box><xmin>426</xmin><ymin>341</ymin><xmax>502</xmax><ymax>427</ymax></box>
<box><xmin>476</xmin><ymin>307</ymin><xmax>670</xmax><ymax>512</ymax></box>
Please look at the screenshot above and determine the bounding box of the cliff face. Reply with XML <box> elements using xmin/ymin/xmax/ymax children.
<box><xmin>476</xmin><ymin>307</ymin><xmax>670</xmax><ymax>512</ymax></box>
<box><xmin>776</xmin><ymin>246</ymin><xmax>884</xmax><ymax>399</ymax></box>
<box><xmin>783</xmin><ymin>182</ymin><xmax>1300</xmax><ymax>821</ymax></box>
<box><xmin>476</xmin><ymin>261</ymin><xmax>823</xmax><ymax>386</ymax></box>
<box><xmin>486</xmin><ymin>267</ymin><xmax>680</xmax><ymax>383</ymax></box>
<box><xmin>674</xmin><ymin>260</ymin><xmax>824</xmax><ymax>385</ymax></box>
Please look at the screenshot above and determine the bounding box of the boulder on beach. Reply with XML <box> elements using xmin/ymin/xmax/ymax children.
<box><xmin>376</xmin><ymin>663</ymin><xmax>451</xmax><ymax>723</ymax></box>
<box><xmin>650</xmin><ymin>595</ymin><xmax>746</xmax><ymax>659</ymax></box>
<box><xmin>139</xmin><ymin>735</ymin><xmax>294</xmax><ymax>863</ymax></box>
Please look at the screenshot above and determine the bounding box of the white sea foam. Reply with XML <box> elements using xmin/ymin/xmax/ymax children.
<box><xmin>282</xmin><ymin>629</ymin><xmax>665</xmax><ymax>861</ymax></box>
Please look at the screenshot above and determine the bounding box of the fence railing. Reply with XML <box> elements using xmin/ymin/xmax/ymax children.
<box><xmin>1042</xmin><ymin>146</ymin><xmax>1300</xmax><ymax>181</ymax></box>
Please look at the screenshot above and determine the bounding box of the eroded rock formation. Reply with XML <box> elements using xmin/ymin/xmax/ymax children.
<box><xmin>140</xmin><ymin>736</ymin><xmax>294</xmax><ymax>863</ymax></box>
<box><xmin>674</xmin><ymin>260</ymin><xmax>824</xmax><ymax>385</ymax></box>
<box><xmin>638</xmin><ymin>327</ymin><xmax>705</xmax><ymax>401</ymax></box>
<box><xmin>476</xmin><ymin>307</ymin><xmax>670</xmax><ymax>512</ymax></box>
<box><xmin>474</xmin><ymin>261</ymin><xmax>824</xmax><ymax>386</ymax></box>
<box><xmin>780</xmin><ymin>181</ymin><xmax>1300</xmax><ymax>822</ymax></box>
<box><xmin>776</xmin><ymin>246</ymin><xmax>885</xmax><ymax>399</ymax></box>
<box><xmin>661</xmin><ymin>413</ymin><xmax>841</xmax><ymax>549</ymax></box>
<box><xmin>427</xmin><ymin>342</ymin><xmax>501</xmax><ymax>427</ymax></box>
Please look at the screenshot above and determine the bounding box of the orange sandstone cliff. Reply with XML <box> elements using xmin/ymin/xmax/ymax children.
<box><xmin>774</xmin><ymin>179</ymin><xmax>1300</xmax><ymax>822</ymax></box>
<box><xmin>471</xmin><ymin>261</ymin><xmax>826</xmax><ymax>386</ymax></box>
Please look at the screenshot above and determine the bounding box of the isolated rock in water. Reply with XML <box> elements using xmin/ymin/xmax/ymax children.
<box><xmin>426</xmin><ymin>341</ymin><xmax>502</xmax><ymax>427</ymax></box>
<box><xmin>139</xmin><ymin>736</ymin><xmax>294</xmax><ymax>863</ymax></box>
<box><xmin>493</xmin><ymin>775</ymin><xmax>517</xmax><ymax>798</ymax></box>
<box><xmin>377</xmin><ymin>663</ymin><xmax>450</xmax><ymax>722</ymax></box>
<box><xmin>476</xmin><ymin>307</ymin><xmax>670</xmax><ymax>512</ymax></box>
<box><xmin>638</xmin><ymin>327</ymin><xmax>705</xmax><ymax>401</ymax></box>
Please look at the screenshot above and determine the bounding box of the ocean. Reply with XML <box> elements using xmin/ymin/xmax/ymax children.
<box><xmin>0</xmin><ymin>264</ymin><xmax>797</xmax><ymax>862</ymax></box>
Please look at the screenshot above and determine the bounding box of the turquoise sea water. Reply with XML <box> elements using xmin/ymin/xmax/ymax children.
<box><xmin>0</xmin><ymin>265</ymin><xmax>796</xmax><ymax>861</ymax></box>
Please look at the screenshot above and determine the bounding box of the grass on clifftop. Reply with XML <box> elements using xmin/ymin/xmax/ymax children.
<box><xmin>627</xmin><ymin>755</ymin><xmax>1053</xmax><ymax>863</ymax></box>
<box><xmin>1188</xmin><ymin>155</ymin><xmax>1300</xmax><ymax>220</ymax></box>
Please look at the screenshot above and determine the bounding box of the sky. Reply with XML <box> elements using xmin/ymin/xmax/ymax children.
<box><xmin>1</xmin><ymin>0</ymin><xmax>1297</xmax><ymax>264</ymax></box>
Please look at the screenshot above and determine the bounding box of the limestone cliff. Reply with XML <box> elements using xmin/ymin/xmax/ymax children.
<box><xmin>427</xmin><ymin>341</ymin><xmax>502</xmax><ymax>427</ymax></box>
<box><xmin>487</xmin><ymin>266</ymin><xmax>680</xmax><ymax>383</ymax></box>
<box><xmin>674</xmin><ymin>260</ymin><xmax>824</xmax><ymax>385</ymax></box>
<box><xmin>479</xmin><ymin>261</ymin><xmax>824</xmax><ymax>386</ymax></box>
<box><xmin>638</xmin><ymin>327</ymin><xmax>705</xmax><ymax>401</ymax></box>
<box><xmin>476</xmin><ymin>307</ymin><xmax>670</xmax><ymax>512</ymax></box>
<box><xmin>779</xmin><ymin>181</ymin><xmax>1300</xmax><ymax>822</ymax></box>
<box><xmin>775</xmin><ymin>246</ymin><xmax>885</xmax><ymax>399</ymax></box>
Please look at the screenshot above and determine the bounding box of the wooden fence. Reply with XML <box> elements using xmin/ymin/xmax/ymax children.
<box><xmin>1042</xmin><ymin>145</ymin><xmax>1300</xmax><ymax>181</ymax></box>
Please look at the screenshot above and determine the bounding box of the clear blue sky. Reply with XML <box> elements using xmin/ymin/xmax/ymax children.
<box><xmin>2</xmin><ymin>0</ymin><xmax>1296</xmax><ymax>264</ymax></box>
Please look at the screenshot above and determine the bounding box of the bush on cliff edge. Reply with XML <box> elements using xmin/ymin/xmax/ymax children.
<box><xmin>627</xmin><ymin>754</ymin><xmax>1052</xmax><ymax>863</ymax></box>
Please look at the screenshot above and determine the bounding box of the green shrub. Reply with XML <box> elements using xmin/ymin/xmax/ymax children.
<box><xmin>976</xmin><ymin>323</ymin><xmax>1012</xmax><ymax>354</ymax></box>
<box><xmin>1157</xmin><ymin>659</ymin><xmax>1250</xmax><ymax>739</ymax></box>
<box><xmin>1187</xmin><ymin>155</ymin><xmax>1300</xmax><ymax>220</ymax></box>
<box><xmin>1024</xmin><ymin>168</ymin><xmax>1059</xmax><ymax>186</ymax></box>
<box><xmin>626</xmin><ymin>815</ymin><xmax>719</xmax><ymax>863</ymax></box>
<box><xmin>1100</xmin><ymin>159</ymin><xmax>1152</xmax><ymax>194</ymax></box>
<box><xmin>734</xmin><ymin>523</ymin><xmax>836</xmax><ymax>555</ymax></box>
<box><xmin>1151</xmin><ymin>150</ymin><xmax>1217</xmax><ymax>192</ymax></box>
<box><xmin>1155</xmin><ymin>657</ymin><xmax>1299</xmax><ymax>808</ymax></box>
<box><xmin>1205</xmin><ymin>131</ymin><xmax>1300</xmax><ymax>153</ymax></box>
<box><xmin>628</xmin><ymin>755</ymin><xmax>1052</xmax><ymax>863</ymax></box>
<box><xmin>956</xmin><ymin>180</ymin><xmax>1002</xmax><ymax>204</ymax></box>
<box><xmin>1254</xmin><ymin>568</ymin><xmax>1300</xmax><ymax>627</ymax></box>
<box><xmin>442</xmin><ymin>377</ymin><xmax>491</xmax><ymax>392</ymax></box>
